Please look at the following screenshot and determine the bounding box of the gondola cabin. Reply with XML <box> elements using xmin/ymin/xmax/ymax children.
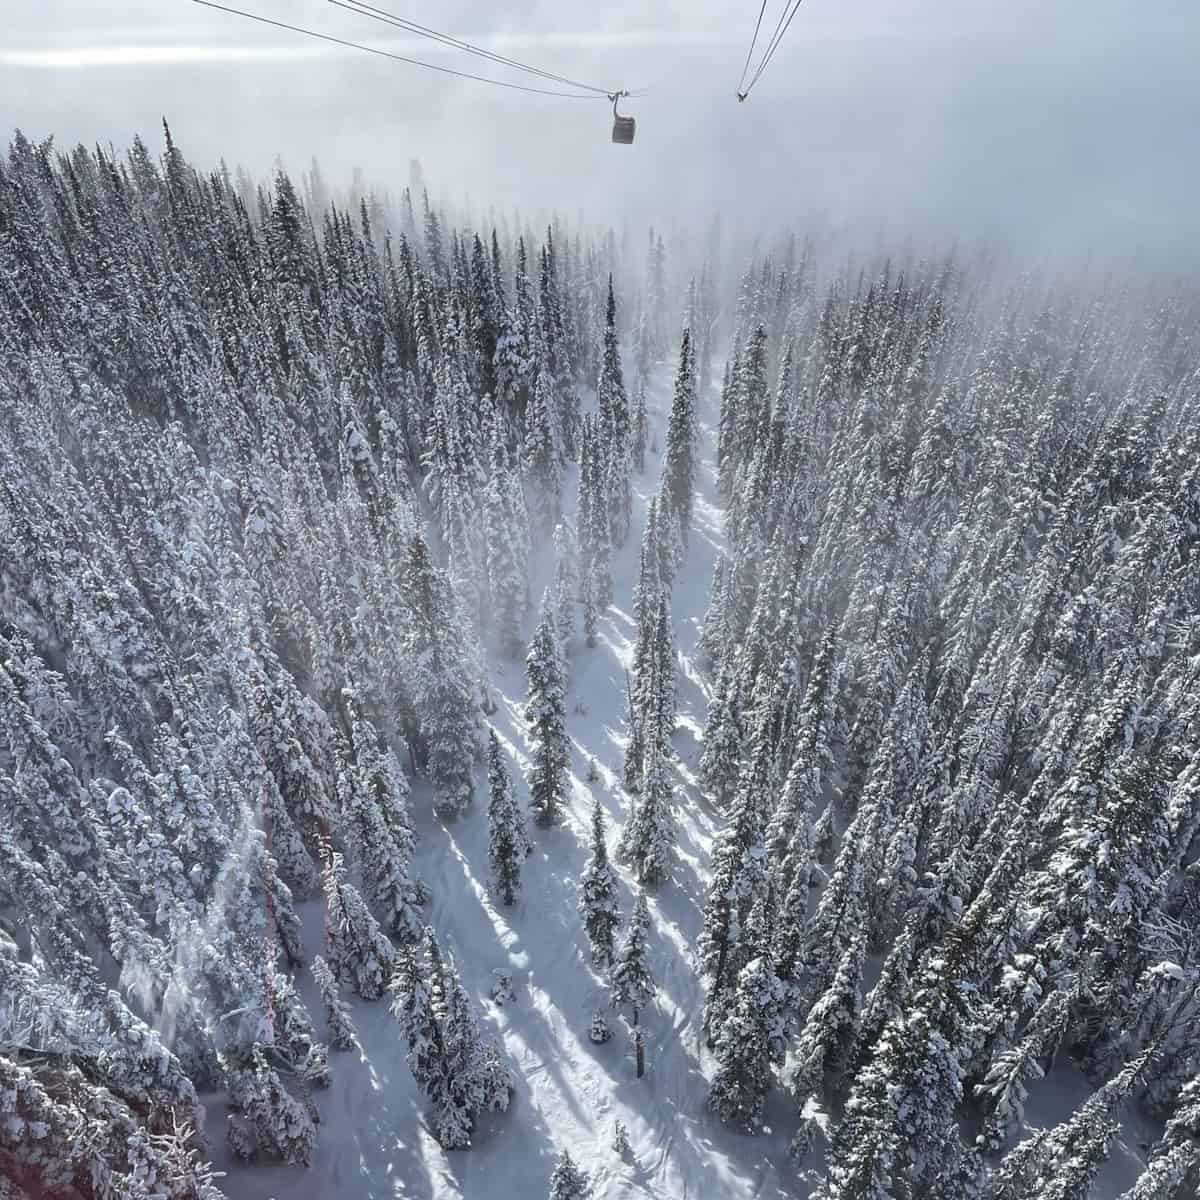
<box><xmin>611</xmin><ymin>94</ymin><xmax>636</xmax><ymax>144</ymax></box>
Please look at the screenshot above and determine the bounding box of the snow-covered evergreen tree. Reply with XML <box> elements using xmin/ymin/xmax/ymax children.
<box><xmin>611</xmin><ymin>892</ymin><xmax>655</xmax><ymax>1028</ymax></box>
<box><xmin>660</xmin><ymin>327</ymin><xmax>698</xmax><ymax>551</ymax></box>
<box><xmin>612</xmin><ymin>1118</ymin><xmax>632</xmax><ymax>1157</ymax></box>
<box><xmin>618</xmin><ymin>746</ymin><xmax>675</xmax><ymax>886</ymax></box>
<box><xmin>631</xmin><ymin>377</ymin><xmax>649</xmax><ymax>473</ymax></box>
<box><xmin>390</xmin><ymin>928</ymin><xmax>513</xmax><ymax>1149</ymax></box>
<box><xmin>227</xmin><ymin>1046</ymin><xmax>319</xmax><ymax>1166</ymax></box>
<box><xmin>698</xmin><ymin>671</ymin><xmax>743</xmax><ymax>809</ymax></box>
<box><xmin>524</xmin><ymin>360</ymin><xmax>564</xmax><ymax>535</ymax></box>
<box><xmin>708</xmin><ymin>899</ymin><xmax>787</xmax><ymax>1131</ymax></box>
<box><xmin>312</xmin><ymin>953</ymin><xmax>358</xmax><ymax>1050</ymax></box>
<box><xmin>579</xmin><ymin>796</ymin><xmax>621</xmax><ymax>968</ymax></box>
<box><xmin>343</xmin><ymin>704</ymin><xmax>423</xmax><ymax>942</ymax></box>
<box><xmin>400</xmin><ymin>534</ymin><xmax>482</xmax><ymax>816</ymax></box>
<box><xmin>322</xmin><ymin>847</ymin><xmax>395</xmax><ymax>1000</ymax></box>
<box><xmin>526</xmin><ymin>595</ymin><xmax>570</xmax><ymax>826</ymax></box>
<box><xmin>548</xmin><ymin>1148</ymin><xmax>591</xmax><ymax>1200</ymax></box>
<box><xmin>553</xmin><ymin>519</ymin><xmax>580</xmax><ymax>650</ymax></box>
<box><xmin>487</xmin><ymin>729</ymin><xmax>529</xmax><ymax>904</ymax></box>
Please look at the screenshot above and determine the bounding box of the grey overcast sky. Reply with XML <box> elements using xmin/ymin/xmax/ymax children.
<box><xmin>4</xmin><ymin>1</ymin><xmax>1199</xmax><ymax>264</ymax></box>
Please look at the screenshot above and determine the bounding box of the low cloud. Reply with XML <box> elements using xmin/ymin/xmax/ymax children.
<box><xmin>4</xmin><ymin>0</ymin><xmax>1198</xmax><ymax>270</ymax></box>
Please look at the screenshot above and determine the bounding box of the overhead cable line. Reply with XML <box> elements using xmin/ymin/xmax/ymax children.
<box><xmin>737</xmin><ymin>0</ymin><xmax>807</xmax><ymax>101</ymax></box>
<box><xmin>191</xmin><ymin>0</ymin><xmax>610</xmax><ymax>99</ymax></box>
<box><xmin>735</xmin><ymin>0</ymin><xmax>770</xmax><ymax>101</ymax></box>
<box><xmin>745</xmin><ymin>0</ymin><xmax>806</xmax><ymax>91</ymax></box>
<box><xmin>330</xmin><ymin>0</ymin><xmax>614</xmax><ymax>96</ymax></box>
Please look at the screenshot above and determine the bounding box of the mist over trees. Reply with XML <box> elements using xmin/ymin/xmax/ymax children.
<box><xmin>1</xmin><ymin>125</ymin><xmax>1199</xmax><ymax>1198</ymax></box>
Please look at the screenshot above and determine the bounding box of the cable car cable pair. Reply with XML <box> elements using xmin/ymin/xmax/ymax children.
<box><xmin>192</xmin><ymin>0</ymin><xmax>639</xmax><ymax>140</ymax></box>
<box><xmin>193</xmin><ymin>0</ymin><xmax>807</xmax><ymax>137</ymax></box>
<box><xmin>736</xmin><ymin>0</ymin><xmax>807</xmax><ymax>100</ymax></box>
<box><xmin>327</xmin><ymin>0</ymin><xmax>613</xmax><ymax>96</ymax></box>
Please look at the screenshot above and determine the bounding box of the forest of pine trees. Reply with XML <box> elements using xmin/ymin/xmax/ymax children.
<box><xmin>1</xmin><ymin>125</ymin><xmax>1199</xmax><ymax>1199</ymax></box>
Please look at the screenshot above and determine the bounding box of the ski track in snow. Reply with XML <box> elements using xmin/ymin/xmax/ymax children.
<box><xmin>209</xmin><ymin>371</ymin><xmax>1155</xmax><ymax>1200</ymax></box>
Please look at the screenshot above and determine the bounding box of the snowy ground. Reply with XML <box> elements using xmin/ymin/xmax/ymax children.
<box><xmin>209</xmin><ymin>371</ymin><xmax>1157</xmax><ymax>1200</ymax></box>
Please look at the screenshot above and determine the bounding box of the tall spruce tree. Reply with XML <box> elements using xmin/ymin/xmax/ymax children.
<box><xmin>487</xmin><ymin>729</ymin><xmax>529</xmax><ymax>904</ymax></box>
<box><xmin>526</xmin><ymin>595</ymin><xmax>570</xmax><ymax>826</ymax></box>
<box><xmin>611</xmin><ymin>892</ymin><xmax>655</xmax><ymax>1027</ymax></box>
<box><xmin>321</xmin><ymin>847</ymin><xmax>395</xmax><ymax>1001</ymax></box>
<box><xmin>579</xmin><ymin>796</ymin><xmax>621</xmax><ymax>968</ymax></box>
<box><xmin>708</xmin><ymin>896</ymin><xmax>787</xmax><ymax>1131</ymax></box>
<box><xmin>660</xmin><ymin>328</ymin><xmax>698</xmax><ymax>552</ymax></box>
<box><xmin>389</xmin><ymin>928</ymin><xmax>513</xmax><ymax>1149</ymax></box>
<box><xmin>618</xmin><ymin>745</ymin><xmax>675</xmax><ymax>886</ymax></box>
<box><xmin>311</xmin><ymin>954</ymin><xmax>358</xmax><ymax>1051</ymax></box>
<box><xmin>400</xmin><ymin>535</ymin><xmax>482</xmax><ymax>816</ymax></box>
<box><xmin>632</xmin><ymin>376</ymin><xmax>649</xmax><ymax>473</ymax></box>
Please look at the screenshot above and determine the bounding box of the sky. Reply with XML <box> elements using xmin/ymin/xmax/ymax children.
<box><xmin>4</xmin><ymin>0</ymin><xmax>1200</xmax><ymax>266</ymax></box>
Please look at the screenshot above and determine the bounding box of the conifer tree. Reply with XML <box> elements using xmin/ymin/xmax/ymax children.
<box><xmin>731</xmin><ymin>326</ymin><xmax>769</xmax><ymax>494</ymax></box>
<box><xmin>322</xmin><ymin>847</ymin><xmax>396</xmax><ymax>1000</ymax></box>
<box><xmin>552</xmin><ymin>519</ymin><xmax>580</xmax><ymax>651</ymax></box>
<box><xmin>623</xmin><ymin>498</ymin><xmax>665</xmax><ymax>788</ymax></box>
<box><xmin>618</xmin><ymin>746</ymin><xmax>675</xmax><ymax>886</ymax></box>
<box><xmin>611</xmin><ymin>892</ymin><xmax>655</xmax><ymax>1028</ymax></box>
<box><xmin>648</xmin><ymin>591</ymin><xmax>678</xmax><ymax>755</ymax></box>
<box><xmin>577</xmin><ymin>413</ymin><xmax>613</xmax><ymax>616</ymax></box>
<box><xmin>548</xmin><ymin>1148</ymin><xmax>591</xmax><ymax>1200</ymax></box>
<box><xmin>343</xmin><ymin>708</ymin><xmax>423</xmax><ymax>942</ymax></box>
<box><xmin>400</xmin><ymin>534</ymin><xmax>482</xmax><ymax>816</ymax></box>
<box><xmin>698</xmin><ymin>782</ymin><xmax>769</xmax><ymax>1044</ymax></box>
<box><xmin>1115</xmin><ymin>1144</ymin><xmax>1199</xmax><ymax>1200</ymax></box>
<box><xmin>660</xmin><ymin>328</ymin><xmax>698</xmax><ymax>551</ymax></box>
<box><xmin>495</xmin><ymin>234</ymin><xmax>534</xmax><ymax>412</ymax></box>
<box><xmin>312</xmin><ymin>954</ymin><xmax>358</xmax><ymax>1051</ymax></box>
<box><xmin>422</xmin><ymin>188</ymin><xmax>445</xmax><ymax>277</ymax></box>
<box><xmin>526</xmin><ymin>595</ymin><xmax>570</xmax><ymax>826</ymax></box>
<box><xmin>697</xmin><ymin>554</ymin><xmax>731</xmax><ymax>671</ymax></box>
<box><xmin>487</xmin><ymin>730</ymin><xmax>529</xmax><ymax>905</ymax></box>
<box><xmin>708</xmin><ymin>896</ymin><xmax>787</xmax><ymax>1131</ymax></box>
<box><xmin>699</xmin><ymin>671</ymin><xmax>743</xmax><ymax>809</ymax></box>
<box><xmin>626</xmin><ymin>572</ymin><xmax>678</xmax><ymax>791</ymax></box>
<box><xmin>975</xmin><ymin>990</ymin><xmax>1070</xmax><ymax>1152</ymax></box>
<box><xmin>582</xmin><ymin>572</ymin><xmax>601</xmax><ymax>649</ymax></box>
<box><xmin>390</xmin><ymin>929</ymin><xmax>513</xmax><ymax>1149</ymax></box>
<box><xmin>523</xmin><ymin>360</ymin><xmax>563</xmax><ymax>535</ymax></box>
<box><xmin>228</xmin><ymin>1046</ymin><xmax>320</xmax><ymax>1166</ymax></box>
<box><xmin>631</xmin><ymin>376</ymin><xmax>648</xmax><ymax>473</ymax></box>
<box><xmin>603</xmin><ymin>413</ymin><xmax>634</xmax><ymax>550</ymax></box>
<box><xmin>613</xmin><ymin>1119</ymin><xmax>633</xmax><ymax>1157</ymax></box>
<box><xmin>788</xmin><ymin>932</ymin><xmax>866</xmax><ymax>1116</ymax></box>
<box><xmin>579</xmin><ymin>796</ymin><xmax>621</xmax><ymax>968</ymax></box>
<box><xmin>597</xmin><ymin>275</ymin><xmax>631</xmax><ymax>454</ymax></box>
